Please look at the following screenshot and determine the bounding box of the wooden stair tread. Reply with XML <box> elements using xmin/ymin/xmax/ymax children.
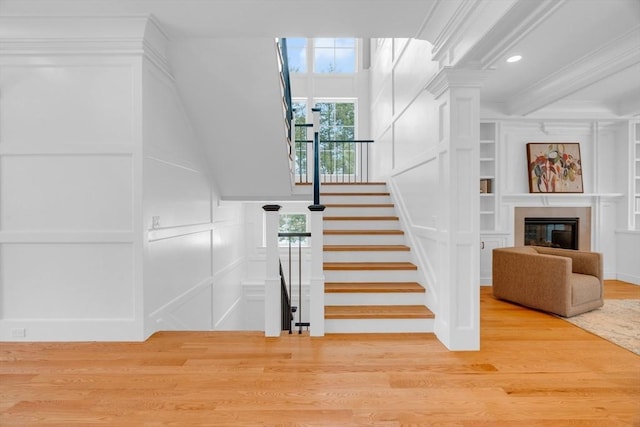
<box><xmin>324</xmin><ymin>203</ymin><xmax>394</xmax><ymax>208</ymax></box>
<box><xmin>324</xmin><ymin>216</ymin><xmax>399</xmax><ymax>221</ymax></box>
<box><xmin>325</xmin><ymin>282</ymin><xmax>425</xmax><ymax>293</ymax></box>
<box><xmin>324</xmin><ymin>229</ymin><xmax>404</xmax><ymax>235</ymax></box>
<box><xmin>324</xmin><ymin>262</ymin><xmax>417</xmax><ymax>271</ymax></box>
<box><xmin>324</xmin><ymin>245</ymin><xmax>410</xmax><ymax>251</ymax></box>
<box><xmin>322</xmin><ymin>182</ymin><xmax>387</xmax><ymax>185</ymax></box>
<box><xmin>321</xmin><ymin>192</ymin><xmax>390</xmax><ymax>196</ymax></box>
<box><xmin>325</xmin><ymin>305</ymin><xmax>434</xmax><ymax>319</ymax></box>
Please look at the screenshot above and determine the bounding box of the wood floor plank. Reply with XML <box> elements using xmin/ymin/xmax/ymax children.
<box><xmin>1</xmin><ymin>281</ymin><xmax>638</xmax><ymax>426</ymax></box>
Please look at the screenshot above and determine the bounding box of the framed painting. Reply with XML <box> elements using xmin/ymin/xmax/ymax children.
<box><xmin>527</xmin><ymin>143</ymin><xmax>583</xmax><ymax>193</ymax></box>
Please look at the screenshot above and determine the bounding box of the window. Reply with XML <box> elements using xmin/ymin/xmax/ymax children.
<box><xmin>316</xmin><ymin>101</ymin><xmax>356</xmax><ymax>175</ymax></box>
<box><xmin>314</xmin><ymin>38</ymin><xmax>356</xmax><ymax>73</ymax></box>
<box><xmin>286</xmin><ymin>38</ymin><xmax>307</xmax><ymax>73</ymax></box>
<box><xmin>286</xmin><ymin>38</ymin><xmax>357</xmax><ymax>74</ymax></box>
<box><xmin>279</xmin><ymin>213</ymin><xmax>308</xmax><ymax>246</ymax></box>
<box><xmin>292</xmin><ymin>101</ymin><xmax>308</xmax><ymax>178</ymax></box>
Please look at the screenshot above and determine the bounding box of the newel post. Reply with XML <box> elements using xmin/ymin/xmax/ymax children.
<box><xmin>308</xmin><ymin>204</ymin><xmax>325</xmax><ymax>336</ymax></box>
<box><xmin>262</xmin><ymin>204</ymin><xmax>282</xmax><ymax>337</ymax></box>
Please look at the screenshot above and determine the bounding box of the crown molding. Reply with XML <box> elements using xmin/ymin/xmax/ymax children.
<box><xmin>0</xmin><ymin>15</ymin><xmax>170</xmax><ymax>74</ymax></box>
<box><xmin>425</xmin><ymin>67</ymin><xmax>490</xmax><ymax>98</ymax></box>
<box><xmin>429</xmin><ymin>0</ymin><xmax>482</xmax><ymax>65</ymax></box>
<box><xmin>507</xmin><ymin>25</ymin><xmax>640</xmax><ymax>116</ymax></box>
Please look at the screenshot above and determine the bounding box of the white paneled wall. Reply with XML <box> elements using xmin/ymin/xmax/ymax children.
<box><xmin>370</xmin><ymin>38</ymin><xmax>440</xmax><ymax>305</ymax></box>
<box><xmin>0</xmin><ymin>16</ymin><xmax>247</xmax><ymax>341</ymax></box>
<box><xmin>371</xmin><ymin>38</ymin><xmax>484</xmax><ymax>349</ymax></box>
<box><xmin>142</xmin><ymin>41</ymin><xmax>246</xmax><ymax>337</ymax></box>
<box><xmin>0</xmin><ymin>53</ymin><xmax>143</xmax><ymax>341</ymax></box>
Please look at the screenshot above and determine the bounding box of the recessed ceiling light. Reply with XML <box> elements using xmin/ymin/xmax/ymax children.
<box><xmin>507</xmin><ymin>55</ymin><xmax>522</xmax><ymax>63</ymax></box>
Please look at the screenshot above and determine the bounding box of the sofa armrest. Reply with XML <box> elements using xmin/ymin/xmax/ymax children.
<box><xmin>492</xmin><ymin>247</ymin><xmax>572</xmax><ymax>314</ymax></box>
<box><xmin>533</xmin><ymin>247</ymin><xmax>603</xmax><ymax>280</ymax></box>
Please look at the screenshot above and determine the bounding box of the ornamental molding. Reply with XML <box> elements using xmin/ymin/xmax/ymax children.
<box><xmin>0</xmin><ymin>15</ymin><xmax>171</xmax><ymax>74</ymax></box>
<box><xmin>424</xmin><ymin>67</ymin><xmax>490</xmax><ymax>98</ymax></box>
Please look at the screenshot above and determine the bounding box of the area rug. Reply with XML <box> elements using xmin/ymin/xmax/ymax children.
<box><xmin>561</xmin><ymin>299</ymin><xmax>640</xmax><ymax>355</ymax></box>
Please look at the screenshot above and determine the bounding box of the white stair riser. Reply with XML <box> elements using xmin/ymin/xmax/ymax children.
<box><xmin>321</xmin><ymin>184</ymin><xmax>388</xmax><ymax>193</ymax></box>
<box><xmin>325</xmin><ymin>318</ymin><xmax>435</xmax><ymax>333</ymax></box>
<box><xmin>323</xmin><ymin>234</ymin><xmax>406</xmax><ymax>245</ymax></box>
<box><xmin>323</xmin><ymin>219</ymin><xmax>400</xmax><ymax>230</ymax></box>
<box><xmin>324</xmin><ymin>206</ymin><xmax>396</xmax><ymax>216</ymax></box>
<box><xmin>321</xmin><ymin>195</ymin><xmax>392</xmax><ymax>204</ymax></box>
<box><xmin>325</xmin><ymin>292</ymin><xmax>424</xmax><ymax>306</ymax></box>
<box><xmin>324</xmin><ymin>270</ymin><xmax>418</xmax><ymax>283</ymax></box>
<box><xmin>323</xmin><ymin>250</ymin><xmax>411</xmax><ymax>263</ymax></box>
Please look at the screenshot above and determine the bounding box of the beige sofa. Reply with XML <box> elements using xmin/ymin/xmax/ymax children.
<box><xmin>492</xmin><ymin>246</ymin><xmax>603</xmax><ymax>317</ymax></box>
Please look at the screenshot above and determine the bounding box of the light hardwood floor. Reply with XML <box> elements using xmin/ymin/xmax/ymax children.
<box><xmin>1</xmin><ymin>281</ymin><xmax>639</xmax><ymax>426</ymax></box>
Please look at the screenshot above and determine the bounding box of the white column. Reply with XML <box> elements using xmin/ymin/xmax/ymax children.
<box><xmin>308</xmin><ymin>204</ymin><xmax>325</xmax><ymax>336</ymax></box>
<box><xmin>426</xmin><ymin>67</ymin><xmax>488</xmax><ymax>351</ymax></box>
<box><xmin>262</xmin><ymin>205</ymin><xmax>282</xmax><ymax>337</ymax></box>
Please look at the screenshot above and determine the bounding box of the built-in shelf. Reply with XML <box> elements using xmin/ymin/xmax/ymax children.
<box><xmin>479</xmin><ymin>122</ymin><xmax>497</xmax><ymax>232</ymax></box>
<box><xmin>633</xmin><ymin>122</ymin><xmax>640</xmax><ymax>230</ymax></box>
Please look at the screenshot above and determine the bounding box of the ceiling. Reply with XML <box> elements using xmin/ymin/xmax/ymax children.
<box><xmin>3</xmin><ymin>0</ymin><xmax>638</xmax><ymax>119</ymax></box>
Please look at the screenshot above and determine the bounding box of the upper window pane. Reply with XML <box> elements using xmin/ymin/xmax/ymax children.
<box><xmin>313</xmin><ymin>38</ymin><xmax>356</xmax><ymax>73</ymax></box>
<box><xmin>286</xmin><ymin>38</ymin><xmax>307</xmax><ymax>73</ymax></box>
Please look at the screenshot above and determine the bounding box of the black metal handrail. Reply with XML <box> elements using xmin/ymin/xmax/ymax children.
<box><xmin>279</xmin><ymin>261</ymin><xmax>294</xmax><ymax>333</ymax></box>
<box><xmin>278</xmin><ymin>231</ymin><xmax>312</xmax><ymax>334</ymax></box>
<box><xmin>276</xmin><ymin>38</ymin><xmax>293</xmax><ymax>144</ymax></box>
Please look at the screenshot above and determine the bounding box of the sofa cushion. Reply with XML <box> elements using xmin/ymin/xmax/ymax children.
<box><xmin>571</xmin><ymin>273</ymin><xmax>602</xmax><ymax>305</ymax></box>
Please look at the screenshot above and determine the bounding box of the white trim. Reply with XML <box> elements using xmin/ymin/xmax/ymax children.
<box><xmin>147</xmin><ymin>276</ymin><xmax>213</xmax><ymax>320</ymax></box>
<box><xmin>0</xmin><ymin>231</ymin><xmax>134</xmax><ymax>243</ymax></box>
<box><xmin>214</xmin><ymin>297</ymin><xmax>242</xmax><ymax>329</ymax></box>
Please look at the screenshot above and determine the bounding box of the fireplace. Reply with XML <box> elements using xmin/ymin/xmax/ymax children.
<box><xmin>524</xmin><ymin>217</ymin><xmax>579</xmax><ymax>250</ymax></box>
<box><xmin>514</xmin><ymin>207</ymin><xmax>591</xmax><ymax>251</ymax></box>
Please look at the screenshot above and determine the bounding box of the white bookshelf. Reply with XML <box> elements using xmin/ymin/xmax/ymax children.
<box><xmin>633</xmin><ymin>122</ymin><xmax>640</xmax><ymax>230</ymax></box>
<box><xmin>480</xmin><ymin>122</ymin><xmax>497</xmax><ymax>232</ymax></box>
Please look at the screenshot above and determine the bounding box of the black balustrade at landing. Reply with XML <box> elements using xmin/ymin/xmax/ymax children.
<box><xmin>278</xmin><ymin>232</ymin><xmax>311</xmax><ymax>334</ymax></box>
<box><xmin>294</xmin><ymin>139</ymin><xmax>375</xmax><ymax>185</ymax></box>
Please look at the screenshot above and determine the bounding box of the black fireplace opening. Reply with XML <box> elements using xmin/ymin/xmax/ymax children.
<box><xmin>524</xmin><ymin>217</ymin><xmax>579</xmax><ymax>250</ymax></box>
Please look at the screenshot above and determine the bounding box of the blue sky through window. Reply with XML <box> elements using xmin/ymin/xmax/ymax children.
<box><xmin>286</xmin><ymin>38</ymin><xmax>355</xmax><ymax>74</ymax></box>
<box><xmin>314</xmin><ymin>38</ymin><xmax>355</xmax><ymax>73</ymax></box>
<box><xmin>286</xmin><ymin>38</ymin><xmax>307</xmax><ymax>73</ymax></box>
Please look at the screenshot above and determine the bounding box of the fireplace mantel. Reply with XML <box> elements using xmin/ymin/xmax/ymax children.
<box><xmin>503</xmin><ymin>193</ymin><xmax>623</xmax><ymax>206</ymax></box>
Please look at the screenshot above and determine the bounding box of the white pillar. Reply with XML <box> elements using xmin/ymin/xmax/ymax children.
<box><xmin>426</xmin><ymin>67</ymin><xmax>488</xmax><ymax>350</ymax></box>
<box><xmin>308</xmin><ymin>204</ymin><xmax>325</xmax><ymax>336</ymax></box>
<box><xmin>262</xmin><ymin>204</ymin><xmax>282</xmax><ymax>337</ymax></box>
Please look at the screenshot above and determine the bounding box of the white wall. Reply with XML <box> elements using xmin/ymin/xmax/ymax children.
<box><xmin>142</xmin><ymin>57</ymin><xmax>247</xmax><ymax>337</ymax></box>
<box><xmin>0</xmin><ymin>16</ymin><xmax>249</xmax><ymax>341</ymax></box>
<box><xmin>0</xmin><ymin>18</ymin><xmax>145</xmax><ymax>341</ymax></box>
<box><xmin>370</xmin><ymin>38</ymin><xmax>440</xmax><ymax>306</ymax></box>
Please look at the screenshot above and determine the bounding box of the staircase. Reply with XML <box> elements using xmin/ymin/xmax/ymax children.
<box><xmin>321</xmin><ymin>182</ymin><xmax>434</xmax><ymax>333</ymax></box>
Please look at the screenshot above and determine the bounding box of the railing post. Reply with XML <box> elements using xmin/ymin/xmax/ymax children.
<box><xmin>308</xmin><ymin>204</ymin><xmax>325</xmax><ymax>336</ymax></box>
<box><xmin>311</xmin><ymin>107</ymin><xmax>321</xmax><ymax>205</ymax></box>
<box><xmin>262</xmin><ymin>204</ymin><xmax>282</xmax><ymax>337</ymax></box>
